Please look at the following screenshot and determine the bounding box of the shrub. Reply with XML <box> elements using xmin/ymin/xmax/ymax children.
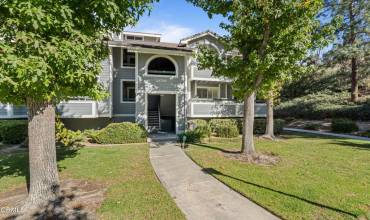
<box><xmin>303</xmin><ymin>123</ymin><xmax>320</xmax><ymax>130</ymax></box>
<box><xmin>188</xmin><ymin>119</ymin><xmax>211</xmax><ymax>138</ymax></box>
<box><xmin>0</xmin><ymin>120</ymin><xmax>28</xmax><ymax>144</ymax></box>
<box><xmin>331</xmin><ymin>118</ymin><xmax>359</xmax><ymax>133</ymax></box>
<box><xmin>83</xmin><ymin>129</ymin><xmax>99</xmax><ymax>142</ymax></box>
<box><xmin>178</xmin><ymin>130</ymin><xmax>202</xmax><ymax>143</ymax></box>
<box><xmin>56</xmin><ymin>118</ymin><xmax>83</xmax><ymax>147</ymax></box>
<box><xmin>209</xmin><ymin>119</ymin><xmax>239</xmax><ymax>138</ymax></box>
<box><xmin>276</xmin><ymin>91</ymin><xmax>370</xmax><ymax>120</ymax></box>
<box><xmin>92</xmin><ymin>122</ymin><xmax>147</xmax><ymax>144</ymax></box>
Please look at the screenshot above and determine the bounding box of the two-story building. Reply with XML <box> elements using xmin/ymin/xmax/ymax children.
<box><xmin>0</xmin><ymin>30</ymin><xmax>266</xmax><ymax>134</ymax></box>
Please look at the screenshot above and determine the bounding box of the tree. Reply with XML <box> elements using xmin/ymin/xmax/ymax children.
<box><xmin>188</xmin><ymin>0</ymin><xmax>323</xmax><ymax>154</ymax></box>
<box><xmin>0</xmin><ymin>0</ymin><xmax>156</xmax><ymax>212</ymax></box>
<box><xmin>322</xmin><ymin>0</ymin><xmax>370</xmax><ymax>102</ymax></box>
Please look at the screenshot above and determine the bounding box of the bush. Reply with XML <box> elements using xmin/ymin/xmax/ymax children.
<box><xmin>209</xmin><ymin>119</ymin><xmax>239</xmax><ymax>138</ymax></box>
<box><xmin>331</xmin><ymin>118</ymin><xmax>359</xmax><ymax>133</ymax></box>
<box><xmin>188</xmin><ymin>119</ymin><xmax>211</xmax><ymax>138</ymax></box>
<box><xmin>276</xmin><ymin>91</ymin><xmax>370</xmax><ymax>120</ymax></box>
<box><xmin>92</xmin><ymin>122</ymin><xmax>147</xmax><ymax>144</ymax></box>
<box><xmin>83</xmin><ymin>129</ymin><xmax>99</xmax><ymax>142</ymax></box>
<box><xmin>178</xmin><ymin>130</ymin><xmax>202</xmax><ymax>143</ymax></box>
<box><xmin>237</xmin><ymin>118</ymin><xmax>285</xmax><ymax>135</ymax></box>
<box><xmin>0</xmin><ymin>120</ymin><xmax>28</xmax><ymax>144</ymax></box>
<box><xmin>56</xmin><ymin>118</ymin><xmax>83</xmax><ymax>146</ymax></box>
<box><xmin>303</xmin><ymin>123</ymin><xmax>320</xmax><ymax>130</ymax></box>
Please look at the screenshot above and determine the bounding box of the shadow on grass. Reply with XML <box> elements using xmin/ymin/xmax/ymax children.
<box><xmin>192</xmin><ymin>143</ymin><xmax>241</xmax><ymax>154</ymax></box>
<box><xmin>0</xmin><ymin>147</ymin><xmax>81</xmax><ymax>188</ymax></box>
<box><xmin>202</xmin><ymin>167</ymin><xmax>358</xmax><ymax>219</ymax></box>
<box><xmin>281</xmin><ymin>132</ymin><xmax>370</xmax><ymax>151</ymax></box>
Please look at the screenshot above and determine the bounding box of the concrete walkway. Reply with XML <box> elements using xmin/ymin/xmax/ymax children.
<box><xmin>149</xmin><ymin>141</ymin><xmax>279</xmax><ymax>220</ymax></box>
<box><xmin>284</xmin><ymin>128</ymin><xmax>370</xmax><ymax>141</ymax></box>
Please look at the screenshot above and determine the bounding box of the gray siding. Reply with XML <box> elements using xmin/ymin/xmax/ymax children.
<box><xmin>97</xmin><ymin>58</ymin><xmax>111</xmax><ymax>117</ymax></box>
<box><xmin>112</xmin><ymin>47</ymin><xmax>136</xmax><ymax>116</ymax></box>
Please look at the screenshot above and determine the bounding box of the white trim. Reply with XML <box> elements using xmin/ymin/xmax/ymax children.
<box><xmin>109</xmin><ymin>47</ymin><xmax>114</xmax><ymax>117</ymax></box>
<box><xmin>144</xmin><ymin>54</ymin><xmax>179</xmax><ymax>78</ymax></box>
<box><xmin>108</xmin><ymin>45</ymin><xmax>192</xmax><ymax>56</ymax></box>
<box><xmin>122</xmin><ymin>31</ymin><xmax>161</xmax><ymax>38</ymax></box>
<box><xmin>180</xmin><ymin>32</ymin><xmax>218</xmax><ymax>44</ymax></box>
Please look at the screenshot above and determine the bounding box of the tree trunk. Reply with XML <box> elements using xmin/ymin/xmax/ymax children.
<box><xmin>241</xmin><ymin>92</ymin><xmax>256</xmax><ymax>155</ymax></box>
<box><xmin>263</xmin><ymin>96</ymin><xmax>275</xmax><ymax>139</ymax></box>
<box><xmin>351</xmin><ymin>57</ymin><xmax>358</xmax><ymax>102</ymax></box>
<box><xmin>23</xmin><ymin>99</ymin><xmax>60</xmax><ymax>211</ymax></box>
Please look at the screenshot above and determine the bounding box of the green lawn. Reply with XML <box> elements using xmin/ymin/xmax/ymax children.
<box><xmin>0</xmin><ymin>144</ymin><xmax>185</xmax><ymax>220</ymax></box>
<box><xmin>186</xmin><ymin>134</ymin><xmax>370</xmax><ymax>220</ymax></box>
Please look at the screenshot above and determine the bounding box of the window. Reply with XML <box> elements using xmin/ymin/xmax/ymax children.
<box><xmin>121</xmin><ymin>81</ymin><xmax>135</xmax><ymax>102</ymax></box>
<box><xmin>125</xmin><ymin>35</ymin><xmax>143</xmax><ymax>41</ymax></box>
<box><xmin>197</xmin><ymin>87</ymin><xmax>219</xmax><ymax>99</ymax></box>
<box><xmin>148</xmin><ymin>57</ymin><xmax>176</xmax><ymax>76</ymax></box>
<box><xmin>122</xmin><ymin>49</ymin><xmax>135</xmax><ymax>67</ymax></box>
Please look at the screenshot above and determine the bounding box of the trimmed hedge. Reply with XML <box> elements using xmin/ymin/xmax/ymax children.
<box><xmin>209</xmin><ymin>119</ymin><xmax>239</xmax><ymax>138</ymax></box>
<box><xmin>331</xmin><ymin>118</ymin><xmax>359</xmax><ymax>133</ymax></box>
<box><xmin>188</xmin><ymin>119</ymin><xmax>211</xmax><ymax>138</ymax></box>
<box><xmin>276</xmin><ymin>92</ymin><xmax>370</xmax><ymax>120</ymax></box>
<box><xmin>0</xmin><ymin>120</ymin><xmax>28</xmax><ymax>144</ymax></box>
<box><xmin>236</xmin><ymin>118</ymin><xmax>285</xmax><ymax>135</ymax></box>
<box><xmin>178</xmin><ymin>130</ymin><xmax>202</xmax><ymax>143</ymax></box>
<box><xmin>92</xmin><ymin>122</ymin><xmax>147</xmax><ymax>144</ymax></box>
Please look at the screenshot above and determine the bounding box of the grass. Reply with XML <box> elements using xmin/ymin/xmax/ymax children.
<box><xmin>185</xmin><ymin>134</ymin><xmax>370</xmax><ymax>220</ymax></box>
<box><xmin>0</xmin><ymin>144</ymin><xmax>185</xmax><ymax>220</ymax></box>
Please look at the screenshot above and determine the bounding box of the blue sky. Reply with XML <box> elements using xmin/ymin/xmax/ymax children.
<box><xmin>127</xmin><ymin>0</ymin><xmax>227</xmax><ymax>42</ymax></box>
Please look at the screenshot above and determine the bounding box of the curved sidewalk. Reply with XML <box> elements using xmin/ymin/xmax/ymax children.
<box><xmin>149</xmin><ymin>141</ymin><xmax>279</xmax><ymax>220</ymax></box>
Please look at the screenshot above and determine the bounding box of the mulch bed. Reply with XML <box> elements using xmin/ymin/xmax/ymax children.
<box><xmin>0</xmin><ymin>179</ymin><xmax>106</xmax><ymax>220</ymax></box>
<box><xmin>221</xmin><ymin>151</ymin><xmax>280</xmax><ymax>166</ymax></box>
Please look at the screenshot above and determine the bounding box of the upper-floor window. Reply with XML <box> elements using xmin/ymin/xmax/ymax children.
<box><xmin>125</xmin><ymin>35</ymin><xmax>144</xmax><ymax>41</ymax></box>
<box><xmin>122</xmin><ymin>49</ymin><xmax>135</xmax><ymax>67</ymax></box>
<box><xmin>148</xmin><ymin>57</ymin><xmax>176</xmax><ymax>76</ymax></box>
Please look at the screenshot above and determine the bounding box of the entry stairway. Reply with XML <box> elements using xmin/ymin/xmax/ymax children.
<box><xmin>148</xmin><ymin>109</ymin><xmax>160</xmax><ymax>132</ymax></box>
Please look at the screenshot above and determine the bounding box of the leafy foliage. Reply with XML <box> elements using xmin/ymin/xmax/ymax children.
<box><xmin>331</xmin><ymin>118</ymin><xmax>359</xmax><ymax>133</ymax></box>
<box><xmin>209</xmin><ymin>119</ymin><xmax>239</xmax><ymax>138</ymax></box>
<box><xmin>92</xmin><ymin>122</ymin><xmax>148</xmax><ymax>144</ymax></box>
<box><xmin>0</xmin><ymin>120</ymin><xmax>28</xmax><ymax>144</ymax></box>
<box><xmin>55</xmin><ymin>118</ymin><xmax>83</xmax><ymax>147</ymax></box>
<box><xmin>178</xmin><ymin>130</ymin><xmax>203</xmax><ymax>143</ymax></box>
<box><xmin>253</xmin><ymin>119</ymin><xmax>285</xmax><ymax>134</ymax></box>
<box><xmin>276</xmin><ymin>91</ymin><xmax>370</xmax><ymax>119</ymax></box>
<box><xmin>0</xmin><ymin>0</ymin><xmax>157</xmax><ymax>104</ymax></box>
<box><xmin>187</xmin><ymin>119</ymin><xmax>211</xmax><ymax>138</ymax></box>
<box><xmin>188</xmin><ymin>0</ymin><xmax>324</xmax><ymax>99</ymax></box>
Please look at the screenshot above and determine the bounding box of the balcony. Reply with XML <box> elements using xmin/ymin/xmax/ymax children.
<box><xmin>189</xmin><ymin>100</ymin><xmax>266</xmax><ymax>118</ymax></box>
<box><xmin>0</xmin><ymin>101</ymin><xmax>103</xmax><ymax>119</ymax></box>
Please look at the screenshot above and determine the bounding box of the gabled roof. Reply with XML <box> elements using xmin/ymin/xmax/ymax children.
<box><xmin>180</xmin><ymin>30</ymin><xmax>220</xmax><ymax>44</ymax></box>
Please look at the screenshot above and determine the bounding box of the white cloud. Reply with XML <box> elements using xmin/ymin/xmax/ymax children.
<box><xmin>129</xmin><ymin>22</ymin><xmax>195</xmax><ymax>43</ymax></box>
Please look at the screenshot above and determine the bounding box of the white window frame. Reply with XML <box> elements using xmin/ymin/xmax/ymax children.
<box><xmin>145</xmin><ymin>55</ymin><xmax>178</xmax><ymax>77</ymax></box>
<box><xmin>195</xmin><ymin>84</ymin><xmax>220</xmax><ymax>100</ymax></box>
<box><xmin>120</xmin><ymin>79</ymin><xmax>136</xmax><ymax>103</ymax></box>
<box><xmin>121</xmin><ymin>48</ymin><xmax>136</xmax><ymax>68</ymax></box>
